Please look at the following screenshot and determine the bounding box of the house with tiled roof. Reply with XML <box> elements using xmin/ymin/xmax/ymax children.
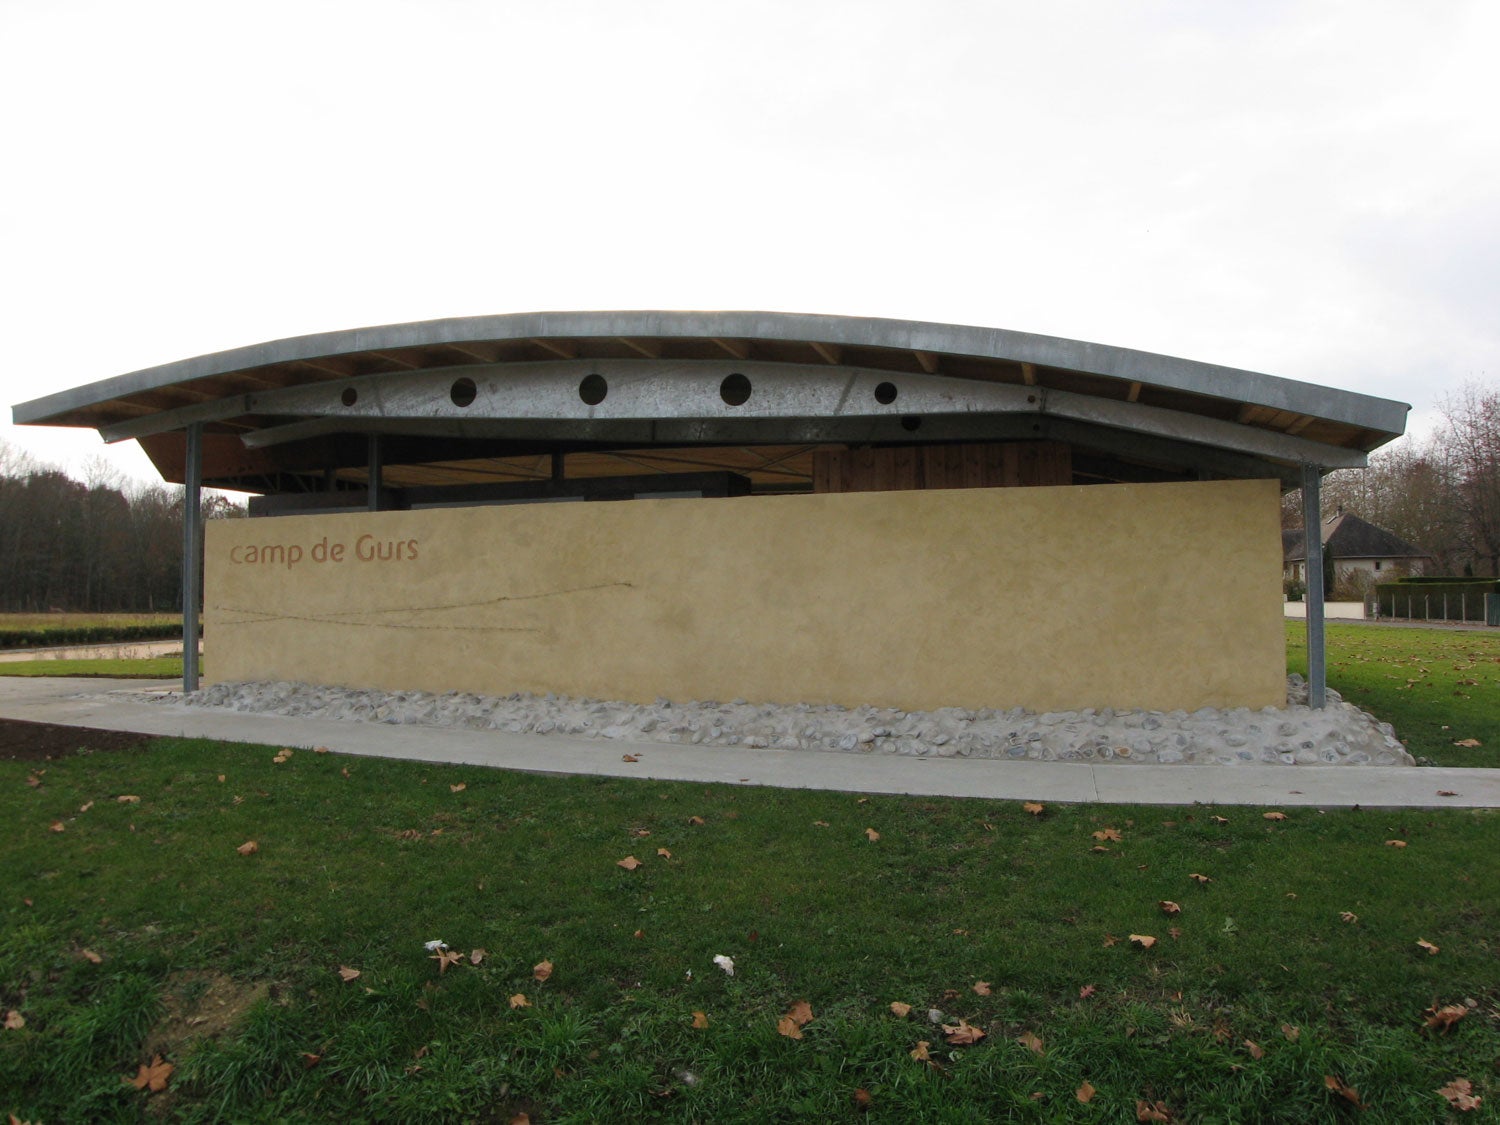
<box><xmin>1283</xmin><ymin>510</ymin><xmax>1430</xmax><ymax>587</ymax></box>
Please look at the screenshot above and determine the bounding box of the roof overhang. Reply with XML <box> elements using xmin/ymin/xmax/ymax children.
<box><xmin>13</xmin><ymin>310</ymin><xmax>1409</xmax><ymax>495</ymax></box>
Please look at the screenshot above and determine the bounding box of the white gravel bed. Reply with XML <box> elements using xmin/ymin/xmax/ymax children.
<box><xmin>160</xmin><ymin>674</ymin><xmax>1414</xmax><ymax>767</ymax></box>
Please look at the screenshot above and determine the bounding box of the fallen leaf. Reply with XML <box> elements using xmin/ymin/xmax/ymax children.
<box><xmin>1017</xmin><ymin>1030</ymin><xmax>1043</xmax><ymax>1055</ymax></box>
<box><xmin>1263</xmin><ymin>811</ymin><xmax>1287</xmax><ymax>821</ymax></box>
<box><xmin>972</xmin><ymin>981</ymin><xmax>991</xmax><ymax>996</ymax></box>
<box><xmin>864</xmin><ymin>827</ymin><xmax>880</xmax><ymax>842</ymax></box>
<box><xmin>632</xmin><ymin>929</ymin><xmax>644</xmax><ymax>939</ymax></box>
<box><xmin>1023</xmin><ymin>802</ymin><xmax>1045</xmax><ymax>816</ymax></box>
<box><xmin>117</xmin><ymin>795</ymin><xmax>140</xmax><ymax>803</ymax></box>
<box><xmin>449</xmin><ymin>783</ymin><xmax>466</xmax><ymax>793</ymax></box>
<box><xmin>508</xmin><ymin>993</ymin><xmax>530</xmax><ymax>1009</ymax></box>
<box><xmin>1437</xmin><ymin>1077</ymin><xmax>1482</xmax><ymax>1112</ymax></box>
<box><xmin>1079</xmin><ymin>984</ymin><xmax>1096</xmax><ymax>1000</ymax></box>
<box><xmin>622</xmin><ymin>754</ymin><xmax>640</xmax><ymax>763</ymax></box>
<box><xmin>1386</xmin><ymin>839</ymin><xmax>1408</xmax><ymax>848</ymax></box>
<box><xmin>1129</xmin><ymin>934</ymin><xmax>1157</xmax><ymax>950</ymax></box>
<box><xmin>1210</xmin><ymin>815</ymin><xmax>1229</xmax><ymax>824</ymax></box>
<box><xmin>1437</xmin><ymin>790</ymin><xmax>1459</xmax><ymax>797</ymax></box>
<box><xmin>630</xmin><ymin>828</ymin><xmax>651</xmax><ymax>837</ymax></box>
<box><xmin>785</xmin><ymin>999</ymin><xmax>814</xmax><ymax>1027</ymax></box>
<box><xmin>857</xmin><ymin>797</ymin><xmax>869</xmax><ymax>805</ymax></box>
<box><xmin>656</xmin><ymin>847</ymin><xmax>672</xmax><ymax>859</ymax></box>
<box><xmin>1453</xmin><ymin>738</ymin><xmax>1481</xmax><ymax>747</ymax></box>
<box><xmin>691</xmin><ymin>1010</ymin><xmax>709</xmax><ymax>1029</ymax></box>
<box><xmin>302</xmin><ymin>1052</ymin><xmax>322</xmax><ymax>1067</ymax></box>
<box><xmin>1245</xmin><ymin>1039</ymin><xmax>1264</xmax><ymax>1059</ymax></box>
<box><xmin>236</xmin><ymin>840</ymin><xmax>258</xmax><ymax>855</ymax></box>
<box><xmin>533</xmin><ymin>960</ymin><xmax>553</xmax><ymax>983</ymax></box>
<box><xmin>1092</xmin><ymin>828</ymin><xmax>1122</xmax><ymax>842</ymax></box>
<box><xmin>1077</xmin><ymin>1080</ymin><xmax>1097</xmax><ymax>1103</ymax></box>
<box><xmin>128</xmin><ymin>1054</ymin><xmax>174</xmax><ymax>1092</ymax></box>
<box><xmin>1136</xmin><ymin>1099</ymin><xmax>1172</xmax><ymax>1121</ymax></box>
<box><xmin>78</xmin><ymin>801</ymin><xmax>93</xmax><ymax>813</ymax></box>
<box><xmin>813</xmin><ymin>820</ymin><xmax>830</xmax><ymax>827</ymax></box>
<box><xmin>688</xmin><ymin>816</ymin><xmax>706</xmax><ymax>826</ymax></box>
<box><xmin>510</xmin><ymin>1114</ymin><xmax>531</xmax><ymax>1125</ymax></box>
<box><xmin>25</xmin><ymin>773</ymin><xmax>42</xmax><ymax>788</ymax></box>
<box><xmin>1417</xmin><ymin>938</ymin><xmax>1440</xmax><ymax>956</ymax></box>
<box><xmin>470</xmin><ymin>948</ymin><xmax>486</xmax><ymax>965</ymax></box>
<box><xmin>80</xmin><ymin>949</ymin><xmax>103</xmax><ymax>964</ymax></box>
<box><xmin>910</xmin><ymin>1040</ymin><xmax>930</xmax><ymax>1061</ymax></box>
<box><xmin>431</xmin><ymin>949</ymin><xmax>463</xmax><ymax>974</ymax></box>
<box><xmin>341</xmin><ymin>767</ymin><xmax>350</xmax><ymax>778</ymax></box>
<box><xmin>942</xmin><ymin>1018</ymin><xmax>986</xmax><ymax>1045</ymax></box>
<box><xmin>1324</xmin><ymin>1074</ymin><xmax>1364</xmax><ymax>1108</ymax></box>
<box><xmin>1159</xmin><ymin>901</ymin><xmax>1181</xmax><ymax>916</ymax></box>
<box><xmin>1281</xmin><ymin>1023</ymin><xmax>1300</xmax><ymax>1042</ymax></box>
<box><xmin>48</xmin><ymin>821</ymin><xmax>65</xmax><ymax>833</ymax></box>
<box><xmin>890</xmin><ymin>1001</ymin><xmax>912</xmax><ymax>1017</ymax></box>
<box><xmin>1091</xmin><ymin>845</ymin><xmax>1110</xmax><ymax>854</ymax></box>
<box><xmin>1168</xmin><ymin>926</ymin><xmax>1182</xmax><ymax>940</ymax></box>
<box><xmin>1424</xmin><ymin>1003</ymin><xmax>1466</xmax><ymax>1033</ymax></box>
<box><xmin>1188</xmin><ymin>873</ymin><xmax>1213</xmax><ymax>884</ymax></box>
<box><xmin>4</xmin><ymin>1010</ymin><xmax>24</xmax><ymax>1030</ymax></box>
<box><xmin>617</xmin><ymin>856</ymin><xmax>642</xmax><ymax>871</ymax></box>
<box><xmin>776</xmin><ymin>1016</ymin><xmax>804</xmax><ymax>1039</ymax></box>
<box><xmin>853</xmin><ymin>1087</ymin><xmax>872</xmax><ymax>1109</ymax></box>
<box><xmin>337</xmin><ymin>965</ymin><xmax>361</xmax><ymax>981</ymax></box>
<box><xmin>1340</xmin><ymin>911</ymin><xmax>1359</xmax><ymax>924</ymax></box>
<box><xmin>1102</xmin><ymin>933</ymin><xmax>1118</xmax><ymax>947</ymax></box>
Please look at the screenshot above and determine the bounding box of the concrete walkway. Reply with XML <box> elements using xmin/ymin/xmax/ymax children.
<box><xmin>2</xmin><ymin>677</ymin><xmax>1497</xmax><ymax>810</ymax></box>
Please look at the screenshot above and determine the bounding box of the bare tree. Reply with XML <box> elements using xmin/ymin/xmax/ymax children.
<box><xmin>1435</xmin><ymin>381</ymin><xmax>1500</xmax><ymax>576</ymax></box>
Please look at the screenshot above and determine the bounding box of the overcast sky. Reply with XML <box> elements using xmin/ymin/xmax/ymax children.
<box><xmin>2</xmin><ymin>0</ymin><xmax>1495</xmax><ymax>485</ymax></box>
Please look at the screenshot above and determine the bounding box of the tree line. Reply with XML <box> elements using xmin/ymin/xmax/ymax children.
<box><xmin>0</xmin><ymin>440</ymin><xmax>241</xmax><ymax>613</ymax></box>
<box><xmin>1283</xmin><ymin>381</ymin><xmax>1500</xmax><ymax>578</ymax></box>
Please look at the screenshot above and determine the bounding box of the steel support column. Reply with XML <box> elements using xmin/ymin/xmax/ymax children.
<box><xmin>367</xmin><ymin>434</ymin><xmax>384</xmax><ymax>512</ymax></box>
<box><xmin>1301</xmin><ymin>464</ymin><xmax>1326</xmax><ymax>708</ymax></box>
<box><xmin>182</xmin><ymin>422</ymin><xmax>203</xmax><ymax>693</ymax></box>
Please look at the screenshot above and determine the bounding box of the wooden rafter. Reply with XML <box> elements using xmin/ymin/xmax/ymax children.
<box><xmin>618</xmin><ymin>337</ymin><xmax>662</xmax><ymax>358</ymax></box>
<box><xmin>809</xmin><ymin>341</ymin><xmax>842</xmax><ymax>365</ymax></box>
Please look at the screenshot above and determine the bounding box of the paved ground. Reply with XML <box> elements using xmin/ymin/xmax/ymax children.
<box><xmin>2</xmin><ymin>676</ymin><xmax>1497</xmax><ymax>809</ymax></box>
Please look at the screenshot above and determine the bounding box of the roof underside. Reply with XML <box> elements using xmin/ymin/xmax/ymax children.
<box><xmin>13</xmin><ymin>311</ymin><xmax>1409</xmax><ymax>496</ymax></box>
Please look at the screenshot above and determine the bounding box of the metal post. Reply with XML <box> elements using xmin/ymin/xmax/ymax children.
<box><xmin>367</xmin><ymin>434</ymin><xmax>383</xmax><ymax>512</ymax></box>
<box><xmin>182</xmin><ymin>422</ymin><xmax>203</xmax><ymax>693</ymax></box>
<box><xmin>1301</xmin><ymin>465</ymin><xmax>1326</xmax><ymax>708</ymax></box>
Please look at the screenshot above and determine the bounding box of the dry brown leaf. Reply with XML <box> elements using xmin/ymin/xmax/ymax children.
<box><xmin>813</xmin><ymin>820</ymin><xmax>830</xmax><ymax>827</ymax></box>
<box><xmin>470</xmin><ymin>948</ymin><xmax>486</xmax><ymax>965</ymax></box>
<box><xmin>1129</xmin><ymin>934</ymin><xmax>1157</xmax><ymax>950</ymax></box>
<box><xmin>1453</xmin><ymin>738</ymin><xmax>1481</xmax><ymax>747</ymax></box>
<box><xmin>510</xmin><ymin>1114</ymin><xmax>531</xmax><ymax>1125</ymax></box>
<box><xmin>1437</xmin><ymin>1077</ymin><xmax>1482</xmax><ymax>1112</ymax></box>
<box><xmin>656</xmin><ymin>847</ymin><xmax>672</xmax><ymax>859</ymax></box>
<box><xmin>785</xmin><ymin>999</ymin><xmax>814</xmax><ymax>1027</ymax></box>
<box><xmin>48</xmin><ymin>821</ymin><xmax>65</xmax><ymax>833</ymax></box>
<box><xmin>1168</xmin><ymin>926</ymin><xmax>1182</xmax><ymax>940</ymax></box>
<box><xmin>691</xmin><ymin>1010</ymin><xmax>709</xmax><ymax>1029</ymax></box>
<box><xmin>776</xmin><ymin>1016</ymin><xmax>804</xmax><ymax>1040</ymax></box>
<box><xmin>1092</xmin><ymin>828</ymin><xmax>1122</xmax><ymax>842</ymax></box>
<box><xmin>1076</xmin><ymin>1080</ymin><xmax>1097</xmax><ymax>1103</ymax></box>
<box><xmin>533</xmin><ymin>960</ymin><xmax>554</xmax><ymax>983</ymax></box>
<box><xmin>853</xmin><ymin>1087</ymin><xmax>872</xmax><ymax>1109</ymax></box>
<box><xmin>1136</xmin><ymin>1099</ymin><xmax>1172</xmax><ymax>1121</ymax></box>
<box><xmin>1210</xmin><ymin>815</ymin><xmax>1229</xmax><ymax>824</ymax></box>
<box><xmin>1437</xmin><ymin>790</ymin><xmax>1459</xmax><ymax>797</ymax></box>
<box><xmin>1263</xmin><ymin>811</ymin><xmax>1287</xmax><ymax>821</ymax></box>
<box><xmin>687</xmin><ymin>815</ymin><xmax>706</xmax><ymax>825</ymax></box>
<box><xmin>1017</xmin><ymin>1030</ymin><xmax>1043</xmax><ymax>1055</ymax></box>
<box><xmin>1159</xmin><ymin>901</ymin><xmax>1181</xmax><ymax>916</ymax></box>
<box><xmin>1079</xmin><ymin>983</ymin><xmax>1096</xmax><ymax>1000</ymax></box>
<box><xmin>1188</xmin><ymin>873</ymin><xmax>1213</xmax><ymax>884</ymax></box>
<box><xmin>864</xmin><ymin>827</ymin><xmax>880</xmax><ymax>842</ymax></box>
<box><xmin>1339</xmin><ymin>911</ymin><xmax>1359</xmax><ymax>924</ymax></box>
<box><xmin>236</xmin><ymin>840</ymin><xmax>258</xmax><ymax>856</ymax></box>
<box><xmin>910</xmin><ymin>1040</ymin><xmax>930</xmax><ymax>1061</ymax></box>
<box><xmin>449</xmin><ymin>783</ymin><xmax>466</xmax><ymax>793</ymax></box>
<box><xmin>431</xmin><ymin>949</ymin><xmax>462</xmax><ymax>974</ymax></box>
<box><xmin>337</xmin><ymin>965</ymin><xmax>361</xmax><ymax>981</ymax></box>
<box><xmin>25</xmin><ymin>772</ymin><xmax>42</xmax><ymax>788</ymax></box>
<box><xmin>890</xmin><ymin>1001</ymin><xmax>912</xmax><ymax>1018</ymax></box>
<box><xmin>128</xmin><ymin>1054</ymin><xmax>174</xmax><ymax>1093</ymax></box>
<box><xmin>1244</xmin><ymin>1039</ymin><xmax>1264</xmax><ymax>1059</ymax></box>
<box><xmin>340</xmin><ymin>767</ymin><xmax>350</xmax><ymax>778</ymax></box>
<box><xmin>972</xmin><ymin>981</ymin><xmax>991</xmax><ymax>996</ymax></box>
<box><xmin>1102</xmin><ymin>933</ymin><xmax>1118</xmax><ymax>947</ymax></box>
<box><xmin>78</xmin><ymin>801</ymin><xmax>93</xmax><ymax>813</ymax></box>
<box><xmin>4</xmin><ymin>1009</ymin><xmax>24</xmax><ymax>1030</ymax></box>
<box><xmin>508</xmin><ymin>993</ymin><xmax>530</xmax><ymax>1009</ymax></box>
<box><xmin>942</xmin><ymin>1018</ymin><xmax>986</xmax><ymax>1045</ymax></box>
<box><xmin>1424</xmin><ymin>1003</ymin><xmax>1467</xmax><ymax>1033</ymax></box>
<box><xmin>632</xmin><ymin>929</ymin><xmax>644</xmax><ymax>939</ymax></box>
<box><xmin>1281</xmin><ymin>1023</ymin><xmax>1300</xmax><ymax>1042</ymax></box>
<box><xmin>630</xmin><ymin>828</ymin><xmax>652</xmax><ymax>837</ymax></box>
<box><xmin>1091</xmin><ymin>845</ymin><xmax>1111</xmax><ymax>854</ymax></box>
<box><xmin>1023</xmin><ymin>802</ymin><xmax>1045</xmax><ymax>816</ymax></box>
<box><xmin>1385</xmin><ymin>839</ymin><xmax>1408</xmax><ymax>848</ymax></box>
<box><xmin>80</xmin><ymin>949</ymin><xmax>103</xmax><ymax>964</ymax></box>
<box><xmin>1324</xmin><ymin>1074</ymin><xmax>1364</xmax><ymax>1108</ymax></box>
<box><xmin>117</xmin><ymin>795</ymin><xmax>140</xmax><ymax>804</ymax></box>
<box><xmin>1417</xmin><ymin>938</ymin><xmax>1440</xmax><ymax>956</ymax></box>
<box><xmin>302</xmin><ymin>1052</ymin><xmax>322</xmax><ymax>1068</ymax></box>
<box><xmin>617</xmin><ymin>856</ymin><xmax>642</xmax><ymax>871</ymax></box>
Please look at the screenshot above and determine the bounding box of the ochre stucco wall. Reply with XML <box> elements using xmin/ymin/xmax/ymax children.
<box><xmin>204</xmin><ymin>478</ymin><xmax>1285</xmax><ymax>713</ymax></box>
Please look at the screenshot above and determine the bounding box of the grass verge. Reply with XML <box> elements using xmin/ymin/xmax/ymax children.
<box><xmin>3</xmin><ymin>738</ymin><xmax>1498</xmax><ymax>1122</ymax></box>
<box><xmin>0</xmin><ymin>657</ymin><xmax>184</xmax><ymax>679</ymax></box>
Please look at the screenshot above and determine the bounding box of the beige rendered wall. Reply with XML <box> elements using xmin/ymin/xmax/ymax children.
<box><xmin>204</xmin><ymin>478</ymin><xmax>1286</xmax><ymax>713</ymax></box>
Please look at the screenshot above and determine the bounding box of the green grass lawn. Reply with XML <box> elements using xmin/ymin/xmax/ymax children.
<box><xmin>0</xmin><ymin>657</ymin><xmax>184</xmax><ymax>679</ymax></box>
<box><xmin>4</xmin><ymin>738</ymin><xmax>1498</xmax><ymax>1122</ymax></box>
<box><xmin>1285</xmin><ymin>622</ymin><xmax>1500</xmax><ymax>768</ymax></box>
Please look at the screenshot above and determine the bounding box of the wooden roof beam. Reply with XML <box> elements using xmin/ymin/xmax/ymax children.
<box><xmin>711</xmin><ymin>337</ymin><xmax>751</xmax><ymax>359</ymax></box>
<box><xmin>530</xmin><ymin>338</ymin><xmax>578</xmax><ymax>360</ymax></box>
<box><xmin>618</xmin><ymin>337</ymin><xmax>662</xmax><ymax>358</ymax></box>
<box><xmin>913</xmin><ymin>350</ymin><xmax>940</xmax><ymax>374</ymax></box>
<box><xmin>809</xmin><ymin>341</ymin><xmax>842</xmax><ymax>365</ymax></box>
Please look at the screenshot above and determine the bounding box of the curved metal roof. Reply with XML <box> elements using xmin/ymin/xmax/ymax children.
<box><xmin>12</xmin><ymin>310</ymin><xmax>1409</xmax><ymax>495</ymax></box>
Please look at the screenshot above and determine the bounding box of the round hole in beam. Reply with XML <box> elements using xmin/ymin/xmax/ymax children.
<box><xmin>874</xmin><ymin>381</ymin><xmax>898</xmax><ymax>405</ymax></box>
<box><xmin>720</xmin><ymin>372</ymin><xmax>752</xmax><ymax>406</ymax></box>
<box><xmin>450</xmin><ymin>376</ymin><xmax>478</xmax><ymax>408</ymax></box>
<box><xmin>900</xmin><ymin>415</ymin><xmax>922</xmax><ymax>432</ymax></box>
<box><xmin>579</xmin><ymin>373</ymin><xmax>608</xmax><ymax>406</ymax></box>
<box><xmin>341</xmin><ymin>387</ymin><xmax>358</xmax><ymax>407</ymax></box>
